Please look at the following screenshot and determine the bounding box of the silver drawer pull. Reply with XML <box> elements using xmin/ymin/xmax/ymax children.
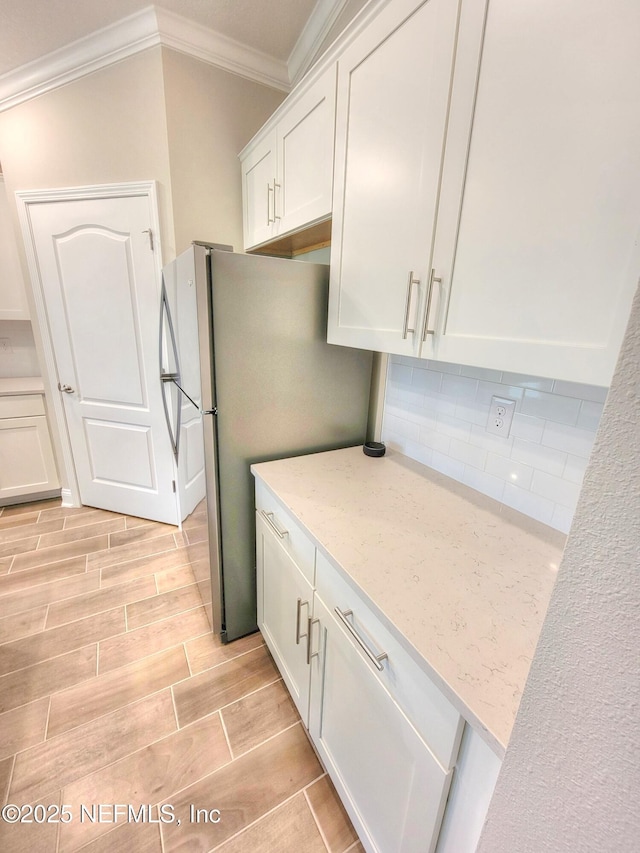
<box><xmin>260</xmin><ymin>510</ymin><xmax>289</xmax><ymax>539</ymax></box>
<box><xmin>296</xmin><ymin>597</ymin><xmax>309</xmax><ymax>645</ymax></box>
<box><xmin>422</xmin><ymin>268</ymin><xmax>442</xmax><ymax>339</ymax></box>
<box><xmin>334</xmin><ymin>607</ymin><xmax>388</xmax><ymax>671</ymax></box>
<box><xmin>402</xmin><ymin>271</ymin><xmax>420</xmax><ymax>339</ymax></box>
<box><xmin>307</xmin><ymin>616</ymin><xmax>320</xmax><ymax>665</ymax></box>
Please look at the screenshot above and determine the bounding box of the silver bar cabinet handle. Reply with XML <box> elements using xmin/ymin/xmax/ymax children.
<box><xmin>402</xmin><ymin>271</ymin><xmax>420</xmax><ymax>339</ymax></box>
<box><xmin>267</xmin><ymin>183</ymin><xmax>274</xmax><ymax>225</ymax></box>
<box><xmin>422</xmin><ymin>268</ymin><xmax>442</xmax><ymax>339</ymax></box>
<box><xmin>260</xmin><ymin>510</ymin><xmax>288</xmax><ymax>539</ymax></box>
<box><xmin>334</xmin><ymin>607</ymin><xmax>388</xmax><ymax>671</ymax></box>
<box><xmin>273</xmin><ymin>181</ymin><xmax>281</xmax><ymax>220</ymax></box>
<box><xmin>296</xmin><ymin>598</ymin><xmax>309</xmax><ymax>645</ymax></box>
<box><xmin>307</xmin><ymin>616</ymin><xmax>320</xmax><ymax>665</ymax></box>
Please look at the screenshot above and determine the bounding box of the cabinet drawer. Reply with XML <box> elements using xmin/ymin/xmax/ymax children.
<box><xmin>0</xmin><ymin>394</ymin><xmax>45</xmax><ymax>419</ymax></box>
<box><xmin>255</xmin><ymin>480</ymin><xmax>316</xmax><ymax>584</ymax></box>
<box><xmin>316</xmin><ymin>550</ymin><xmax>463</xmax><ymax>770</ymax></box>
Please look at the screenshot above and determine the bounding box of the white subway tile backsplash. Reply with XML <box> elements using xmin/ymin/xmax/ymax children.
<box><xmin>552</xmin><ymin>380</ymin><xmax>608</xmax><ymax>404</ymax></box>
<box><xmin>441</xmin><ymin>373</ymin><xmax>478</xmax><ymax>400</ymax></box>
<box><xmin>563</xmin><ymin>454</ymin><xmax>588</xmax><ymax>486</ymax></box>
<box><xmin>419</xmin><ymin>426</ymin><xmax>451</xmax><ymax>455</ymax></box>
<box><xmin>551</xmin><ymin>505</ymin><xmax>574</xmax><ymax>535</ymax></box>
<box><xmin>511</xmin><ymin>438</ymin><xmax>567</xmax><ymax>477</ymax></box>
<box><xmin>485</xmin><ymin>453</ymin><xmax>535</xmax><ymax>491</ymax></box>
<box><xmin>501</xmin><ymin>372</ymin><xmax>555</xmax><ymax>392</ymax></box>
<box><xmin>469</xmin><ymin>423</ymin><xmax>515</xmax><ymax>457</ymax></box>
<box><xmin>541</xmin><ymin>421</ymin><xmax>595</xmax><ymax>458</ymax></box>
<box><xmin>460</xmin><ymin>365</ymin><xmax>504</xmax><ymax>382</ymax></box>
<box><xmin>423</xmin><ymin>391</ymin><xmax>458</xmax><ymax>419</ymax></box>
<box><xmin>577</xmin><ymin>400</ymin><xmax>605</xmax><ymax>432</ymax></box>
<box><xmin>531</xmin><ymin>470</ymin><xmax>582</xmax><ymax>509</ymax></box>
<box><xmin>411</xmin><ymin>366</ymin><xmax>442</xmax><ymax>394</ymax></box>
<box><xmin>430</xmin><ymin>451</ymin><xmax>466</xmax><ymax>481</ymax></box>
<box><xmin>382</xmin><ymin>357</ymin><xmax>603</xmax><ymax>534</ymax></box>
<box><xmin>501</xmin><ymin>484</ymin><xmax>555</xmax><ymax>526</ymax></box>
<box><xmin>520</xmin><ymin>390</ymin><xmax>581</xmax><ymax>425</ymax></box>
<box><xmin>475</xmin><ymin>380</ymin><xmax>524</xmax><ymax>407</ymax></box>
<box><xmin>389</xmin><ymin>361</ymin><xmax>413</xmax><ymax>386</ymax></box>
<box><xmin>463</xmin><ymin>466</ymin><xmax>505</xmax><ymax>502</ymax></box>
<box><xmin>509</xmin><ymin>412</ymin><xmax>546</xmax><ymax>443</ymax></box>
<box><xmin>449</xmin><ymin>438</ymin><xmax>487</xmax><ymax>470</ymax></box>
<box><xmin>436</xmin><ymin>414</ymin><xmax>472</xmax><ymax>443</ymax></box>
<box><xmin>454</xmin><ymin>400</ymin><xmax>491</xmax><ymax>427</ymax></box>
<box><xmin>383</xmin><ymin>412</ymin><xmax>420</xmax><ymax>442</ymax></box>
<box><xmin>424</xmin><ymin>359</ymin><xmax>462</xmax><ymax>375</ymax></box>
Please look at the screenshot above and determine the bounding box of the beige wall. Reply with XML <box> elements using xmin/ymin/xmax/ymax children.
<box><xmin>0</xmin><ymin>46</ymin><xmax>285</xmax><ymax>494</ymax></box>
<box><xmin>161</xmin><ymin>48</ymin><xmax>285</xmax><ymax>255</ymax></box>
<box><xmin>0</xmin><ymin>48</ymin><xmax>175</xmax><ymax>257</ymax></box>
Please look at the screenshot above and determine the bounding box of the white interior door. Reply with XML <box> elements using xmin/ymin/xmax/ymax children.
<box><xmin>22</xmin><ymin>187</ymin><xmax>178</xmax><ymax>524</ymax></box>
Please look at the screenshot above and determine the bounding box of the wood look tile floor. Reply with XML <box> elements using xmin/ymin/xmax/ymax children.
<box><xmin>0</xmin><ymin>499</ymin><xmax>363</xmax><ymax>853</ymax></box>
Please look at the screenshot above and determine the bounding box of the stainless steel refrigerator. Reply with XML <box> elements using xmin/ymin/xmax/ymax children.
<box><xmin>160</xmin><ymin>243</ymin><xmax>372</xmax><ymax>642</ymax></box>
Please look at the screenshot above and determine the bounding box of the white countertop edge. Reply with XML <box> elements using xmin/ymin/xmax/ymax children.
<box><xmin>0</xmin><ymin>376</ymin><xmax>44</xmax><ymax>396</ymax></box>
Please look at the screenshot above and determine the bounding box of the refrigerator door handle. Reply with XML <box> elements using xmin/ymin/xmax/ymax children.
<box><xmin>159</xmin><ymin>277</ymin><xmax>182</xmax><ymax>460</ymax></box>
<box><xmin>169</xmin><ymin>376</ymin><xmax>216</xmax><ymax>415</ymax></box>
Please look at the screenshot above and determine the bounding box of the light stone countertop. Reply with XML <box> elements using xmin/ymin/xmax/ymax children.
<box><xmin>251</xmin><ymin>446</ymin><xmax>566</xmax><ymax>757</ymax></box>
<box><xmin>0</xmin><ymin>376</ymin><xmax>44</xmax><ymax>396</ymax></box>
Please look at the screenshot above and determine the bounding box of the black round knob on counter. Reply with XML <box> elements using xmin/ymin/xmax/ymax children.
<box><xmin>363</xmin><ymin>441</ymin><xmax>386</xmax><ymax>457</ymax></box>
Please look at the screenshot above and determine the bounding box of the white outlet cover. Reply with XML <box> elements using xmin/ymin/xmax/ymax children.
<box><xmin>486</xmin><ymin>396</ymin><xmax>516</xmax><ymax>437</ymax></box>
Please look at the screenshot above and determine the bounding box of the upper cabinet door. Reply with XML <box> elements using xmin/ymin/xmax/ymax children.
<box><xmin>275</xmin><ymin>68</ymin><xmax>336</xmax><ymax>237</ymax></box>
<box><xmin>241</xmin><ymin>128</ymin><xmax>278</xmax><ymax>250</ymax></box>
<box><xmin>241</xmin><ymin>68</ymin><xmax>336</xmax><ymax>251</ymax></box>
<box><xmin>0</xmin><ymin>178</ymin><xmax>30</xmax><ymax>320</ymax></box>
<box><xmin>430</xmin><ymin>0</ymin><xmax>640</xmax><ymax>385</ymax></box>
<box><xmin>327</xmin><ymin>0</ymin><xmax>463</xmax><ymax>356</ymax></box>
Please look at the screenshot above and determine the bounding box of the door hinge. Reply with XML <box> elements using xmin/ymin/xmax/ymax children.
<box><xmin>142</xmin><ymin>228</ymin><xmax>154</xmax><ymax>251</ymax></box>
<box><xmin>172</xmin><ymin>480</ymin><xmax>176</xmax><ymax>493</ymax></box>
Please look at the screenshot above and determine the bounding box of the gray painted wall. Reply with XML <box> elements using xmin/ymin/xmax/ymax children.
<box><xmin>478</xmin><ymin>280</ymin><xmax>640</xmax><ymax>851</ymax></box>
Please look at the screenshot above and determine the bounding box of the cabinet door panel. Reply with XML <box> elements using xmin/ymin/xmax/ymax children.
<box><xmin>277</xmin><ymin>69</ymin><xmax>335</xmax><ymax>235</ymax></box>
<box><xmin>328</xmin><ymin>0</ymin><xmax>460</xmax><ymax>355</ymax></box>
<box><xmin>309</xmin><ymin>594</ymin><xmax>451</xmax><ymax>853</ymax></box>
<box><xmin>433</xmin><ymin>0</ymin><xmax>640</xmax><ymax>384</ymax></box>
<box><xmin>0</xmin><ymin>415</ymin><xmax>59</xmax><ymax>500</ymax></box>
<box><xmin>242</xmin><ymin>131</ymin><xmax>277</xmax><ymax>249</ymax></box>
<box><xmin>256</xmin><ymin>512</ymin><xmax>313</xmax><ymax>723</ymax></box>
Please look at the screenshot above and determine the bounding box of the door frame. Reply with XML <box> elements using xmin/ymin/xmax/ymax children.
<box><xmin>15</xmin><ymin>181</ymin><xmax>165</xmax><ymax>508</ymax></box>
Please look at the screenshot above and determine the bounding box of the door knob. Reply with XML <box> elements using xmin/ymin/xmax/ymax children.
<box><xmin>58</xmin><ymin>382</ymin><xmax>74</xmax><ymax>393</ymax></box>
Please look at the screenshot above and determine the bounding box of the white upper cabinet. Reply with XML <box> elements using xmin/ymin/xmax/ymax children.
<box><xmin>327</xmin><ymin>0</ymin><xmax>464</xmax><ymax>356</ymax></box>
<box><xmin>429</xmin><ymin>0</ymin><xmax>640</xmax><ymax>385</ymax></box>
<box><xmin>327</xmin><ymin>0</ymin><xmax>640</xmax><ymax>386</ymax></box>
<box><xmin>241</xmin><ymin>67</ymin><xmax>336</xmax><ymax>250</ymax></box>
<box><xmin>0</xmin><ymin>178</ymin><xmax>30</xmax><ymax>320</ymax></box>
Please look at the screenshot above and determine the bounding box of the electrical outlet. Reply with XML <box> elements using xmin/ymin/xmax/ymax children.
<box><xmin>0</xmin><ymin>338</ymin><xmax>12</xmax><ymax>354</ymax></box>
<box><xmin>486</xmin><ymin>395</ymin><xmax>516</xmax><ymax>437</ymax></box>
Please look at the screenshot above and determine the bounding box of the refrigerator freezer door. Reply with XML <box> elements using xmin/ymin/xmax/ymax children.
<box><xmin>161</xmin><ymin>246</ymin><xmax>219</xmax><ymax>629</ymax></box>
<box><xmin>210</xmin><ymin>251</ymin><xmax>372</xmax><ymax>641</ymax></box>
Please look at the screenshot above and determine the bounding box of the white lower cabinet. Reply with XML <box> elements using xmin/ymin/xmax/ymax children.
<box><xmin>256</xmin><ymin>509</ymin><xmax>314</xmax><ymax>722</ymax></box>
<box><xmin>254</xmin><ymin>478</ymin><xmax>502</xmax><ymax>852</ymax></box>
<box><xmin>309</xmin><ymin>592</ymin><xmax>453</xmax><ymax>853</ymax></box>
<box><xmin>0</xmin><ymin>394</ymin><xmax>59</xmax><ymax>503</ymax></box>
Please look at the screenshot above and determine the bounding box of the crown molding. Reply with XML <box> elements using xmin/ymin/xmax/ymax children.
<box><xmin>0</xmin><ymin>4</ymin><xmax>292</xmax><ymax>114</ymax></box>
<box><xmin>0</xmin><ymin>8</ymin><xmax>160</xmax><ymax>112</ymax></box>
<box><xmin>153</xmin><ymin>7</ymin><xmax>290</xmax><ymax>92</ymax></box>
<box><xmin>288</xmin><ymin>0</ymin><xmax>349</xmax><ymax>85</ymax></box>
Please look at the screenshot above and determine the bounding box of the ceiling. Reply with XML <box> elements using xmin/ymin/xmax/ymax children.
<box><xmin>0</xmin><ymin>0</ymin><xmax>322</xmax><ymax>78</ymax></box>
